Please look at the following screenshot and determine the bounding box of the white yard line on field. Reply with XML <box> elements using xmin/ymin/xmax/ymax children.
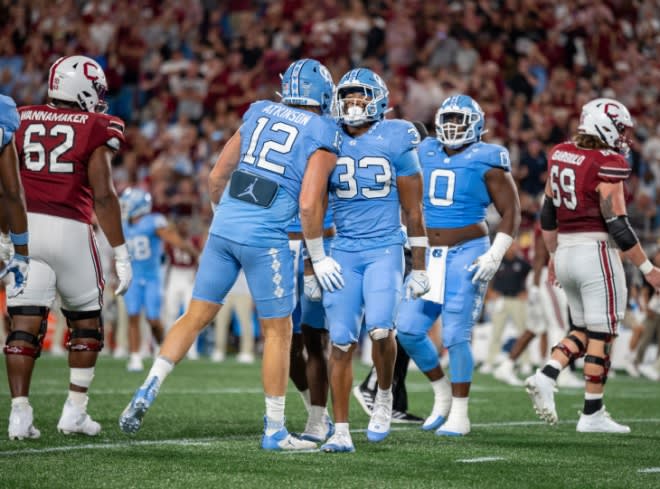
<box><xmin>457</xmin><ymin>457</ymin><xmax>505</xmax><ymax>463</ymax></box>
<box><xmin>638</xmin><ymin>467</ymin><xmax>660</xmax><ymax>473</ymax></box>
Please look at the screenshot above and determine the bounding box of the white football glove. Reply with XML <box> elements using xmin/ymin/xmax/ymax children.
<box><xmin>311</xmin><ymin>256</ymin><xmax>344</xmax><ymax>292</ymax></box>
<box><xmin>468</xmin><ymin>233</ymin><xmax>513</xmax><ymax>284</ymax></box>
<box><xmin>528</xmin><ymin>285</ymin><xmax>540</xmax><ymax>307</ymax></box>
<box><xmin>0</xmin><ymin>233</ymin><xmax>12</xmax><ymax>263</ymax></box>
<box><xmin>404</xmin><ymin>269</ymin><xmax>430</xmax><ymax>300</ymax></box>
<box><xmin>303</xmin><ymin>274</ymin><xmax>322</xmax><ymax>301</ymax></box>
<box><xmin>113</xmin><ymin>244</ymin><xmax>133</xmax><ymax>296</ymax></box>
<box><xmin>1</xmin><ymin>254</ymin><xmax>29</xmax><ymax>298</ymax></box>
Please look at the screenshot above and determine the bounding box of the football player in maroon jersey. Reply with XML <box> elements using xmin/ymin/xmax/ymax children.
<box><xmin>526</xmin><ymin>98</ymin><xmax>660</xmax><ymax>433</ymax></box>
<box><xmin>5</xmin><ymin>56</ymin><xmax>132</xmax><ymax>439</ymax></box>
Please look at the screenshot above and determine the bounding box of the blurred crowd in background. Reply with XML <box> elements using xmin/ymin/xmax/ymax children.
<box><xmin>1</xmin><ymin>0</ymin><xmax>659</xmax><ymax>373</ymax></box>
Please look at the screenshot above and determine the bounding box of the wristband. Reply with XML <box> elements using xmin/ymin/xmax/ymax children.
<box><xmin>489</xmin><ymin>232</ymin><xmax>514</xmax><ymax>260</ymax></box>
<box><xmin>305</xmin><ymin>237</ymin><xmax>326</xmax><ymax>263</ymax></box>
<box><xmin>639</xmin><ymin>259</ymin><xmax>654</xmax><ymax>275</ymax></box>
<box><xmin>10</xmin><ymin>231</ymin><xmax>28</xmax><ymax>246</ymax></box>
<box><xmin>408</xmin><ymin>236</ymin><xmax>429</xmax><ymax>248</ymax></box>
<box><xmin>114</xmin><ymin>244</ymin><xmax>130</xmax><ymax>260</ymax></box>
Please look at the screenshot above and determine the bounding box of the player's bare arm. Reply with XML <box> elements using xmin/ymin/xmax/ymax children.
<box><xmin>397</xmin><ymin>172</ymin><xmax>427</xmax><ymax>271</ymax></box>
<box><xmin>598</xmin><ymin>180</ymin><xmax>660</xmax><ymax>289</ymax></box>
<box><xmin>156</xmin><ymin>225</ymin><xmax>199</xmax><ymax>259</ymax></box>
<box><xmin>299</xmin><ymin>149</ymin><xmax>337</xmax><ymax>241</ymax></box>
<box><xmin>485</xmin><ymin>168</ymin><xmax>521</xmax><ymax>238</ymax></box>
<box><xmin>89</xmin><ymin>145</ymin><xmax>124</xmax><ymax>247</ymax></box>
<box><xmin>209</xmin><ymin>130</ymin><xmax>241</xmax><ymax>206</ymax></box>
<box><xmin>0</xmin><ymin>138</ymin><xmax>28</xmax><ymax>256</ymax></box>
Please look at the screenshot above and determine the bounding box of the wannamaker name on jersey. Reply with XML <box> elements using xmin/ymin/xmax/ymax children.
<box><xmin>262</xmin><ymin>104</ymin><xmax>311</xmax><ymax>125</ymax></box>
<box><xmin>20</xmin><ymin>110</ymin><xmax>89</xmax><ymax>124</ymax></box>
<box><xmin>553</xmin><ymin>150</ymin><xmax>585</xmax><ymax>166</ymax></box>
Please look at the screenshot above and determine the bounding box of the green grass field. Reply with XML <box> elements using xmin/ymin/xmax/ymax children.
<box><xmin>0</xmin><ymin>356</ymin><xmax>658</xmax><ymax>489</ymax></box>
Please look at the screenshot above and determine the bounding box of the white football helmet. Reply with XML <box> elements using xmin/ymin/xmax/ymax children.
<box><xmin>578</xmin><ymin>97</ymin><xmax>633</xmax><ymax>154</ymax></box>
<box><xmin>48</xmin><ymin>55</ymin><xmax>108</xmax><ymax>113</ymax></box>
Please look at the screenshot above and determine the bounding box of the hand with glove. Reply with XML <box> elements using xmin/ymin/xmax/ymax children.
<box><xmin>404</xmin><ymin>269</ymin><xmax>430</xmax><ymax>299</ymax></box>
<box><xmin>468</xmin><ymin>233</ymin><xmax>513</xmax><ymax>284</ymax></box>
<box><xmin>113</xmin><ymin>244</ymin><xmax>133</xmax><ymax>296</ymax></box>
<box><xmin>303</xmin><ymin>273</ymin><xmax>322</xmax><ymax>301</ymax></box>
<box><xmin>305</xmin><ymin>237</ymin><xmax>344</xmax><ymax>292</ymax></box>
<box><xmin>0</xmin><ymin>254</ymin><xmax>29</xmax><ymax>298</ymax></box>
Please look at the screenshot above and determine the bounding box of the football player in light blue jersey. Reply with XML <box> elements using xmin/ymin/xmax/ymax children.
<box><xmin>395</xmin><ymin>94</ymin><xmax>520</xmax><ymax>436</ymax></box>
<box><xmin>0</xmin><ymin>94</ymin><xmax>29</xmax><ymax>297</ymax></box>
<box><xmin>120</xmin><ymin>188</ymin><xmax>198</xmax><ymax>373</ymax></box>
<box><xmin>287</xmin><ymin>210</ymin><xmax>334</xmax><ymax>442</ymax></box>
<box><xmin>300</xmin><ymin>68</ymin><xmax>430</xmax><ymax>452</ymax></box>
<box><xmin>120</xmin><ymin>59</ymin><xmax>340</xmax><ymax>452</ymax></box>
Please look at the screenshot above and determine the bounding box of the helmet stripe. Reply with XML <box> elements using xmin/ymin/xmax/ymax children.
<box><xmin>48</xmin><ymin>56</ymin><xmax>69</xmax><ymax>91</ymax></box>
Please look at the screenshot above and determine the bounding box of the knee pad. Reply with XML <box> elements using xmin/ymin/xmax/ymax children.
<box><xmin>396</xmin><ymin>331</ymin><xmax>439</xmax><ymax>373</ymax></box>
<box><xmin>62</xmin><ymin>309</ymin><xmax>104</xmax><ymax>352</ymax></box>
<box><xmin>448</xmin><ymin>341</ymin><xmax>473</xmax><ymax>383</ymax></box>
<box><xmin>4</xmin><ymin>306</ymin><xmax>49</xmax><ymax>358</ymax></box>
<box><xmin>368</xmin><ymin>328</ymin><xmax>391</xmax><ymax>341</ymax></box>
<box><xmin>551</xmin><ymin>332</ymin><xmax>586</xmax><ymax>361</ymax></box>
<box><xmin>583</xmin><ymin>331</ymin><xmax>614</xmax><ymax>385</ymax></box>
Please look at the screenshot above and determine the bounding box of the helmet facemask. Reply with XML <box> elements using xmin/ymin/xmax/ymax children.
<box><xmin>436</xmin><ymin>109</ymin><xmax>481</xmax><ymax>149</ymax></box>
<box><xmin>336</xmin><ymin>84</ymin><xmax>385</xmax><ymax>126</ymax></box>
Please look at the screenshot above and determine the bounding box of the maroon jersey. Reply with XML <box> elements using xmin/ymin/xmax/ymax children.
<box><xmin>15</xmin><ymin>104</ymin><xmax>125</xmax><ymax>224</ymax></box>
<box><xmin>165</xmin><ymin>235</ymin><xmax>201</xmax><ymax>269</ymax></box>
<box><xmin>547</xmin><ymin>142</ymin><xmax>631</xmax><ymax>233</ymax></box>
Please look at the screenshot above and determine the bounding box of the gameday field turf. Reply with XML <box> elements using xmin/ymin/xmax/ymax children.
<box><xmin>0</xmin><ymin>356</ymin><xmax>658</xmax><ymax>489</ymax></box>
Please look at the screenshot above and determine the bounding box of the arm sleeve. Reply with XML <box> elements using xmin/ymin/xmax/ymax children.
<box><xmin>309</xmin><ymin>117</ymin><xmax>341</xmax><ymax>155</ymax></box>
<box><xmin>152</xmin><ymin>214</ymin><xmax>168</xmax><ymax>231</ymax></box>
<box><xmin>90</xmin><ymin>114</ymin><xmax>126</xmax><ymax>154</ymax></box>
<box><xmin>394</xmin><ymin>149</ymin><xmax>421</xmax><ymax>176</ymax></box>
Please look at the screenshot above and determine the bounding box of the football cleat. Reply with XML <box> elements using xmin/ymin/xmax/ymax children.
<box><xmin>367</xmin><ymin>401</ymin><xmax>392</xmax><ymax>442</ymax></box>
<box><xmin>576</xmin><ymin>407</ymin><xmax>630</xmax><ymax>433</ymax></box>
<box><xmin>300</xmin><ymin>413</ymin><xmax>335</xmax><ymax>442</ymax></box>
<box><xmin>422</xmin><ymin>377</ymin><xmax>452</xmax><ymax>431</ymax></box>
<box><xmin>261</xmin><ymin>417</ymin><xmax>317</xmax><ymax>451</ymax></box>
<box><xmin>119</xmin><ymin>376</ymin><xmax>161</xmax><ymax>434</ymax></box>
<box><xmin>557</xmin><ymin>369</ymin><xmax>583</xmax><ymax>389</ymax></box>
<box><xmin>493</xmin><ymin>360</ymin><xmax>524</xmax><ymax>386</ymax></box>
<box><xmin>321</xmin><ymin>431</ymin><xmax>355</xmax><ymax>453</ymax></box>
<box><xmin>391</xmin><ymin>410</ymin><xmax>424</xmax><ymax>424</ymax></box>
<box><xmin>8</xmin><ymin>403</ymin><xmax>41</xmax><ymax>440</ymax></box>
<box><xmin>525</xmin><ymin>370</ymin><xmax>558</xmax><ymax>425</ymax></box>
<box><xmin>352</xmin><ymin>384</ymin><xmax>375</xmax><ymax>416</ymax></box>
<box><xmin>638</xmin><ymin>364</ymin><xmax>660</xmax><ymax>381</ymax></box>
<box><xmin>126</xmin><ymin>355</ymin><xmax>144</xmax><ymax>372</ymax></box>
<box><xmin>57</xmin><ymin>399</ymin><xmax>101</xmax><ymax>436</ymax></box>
<box><xmin>435</xmin><ymin>411</ymin><xmax>470</xmax><ymax>437</ymax></box>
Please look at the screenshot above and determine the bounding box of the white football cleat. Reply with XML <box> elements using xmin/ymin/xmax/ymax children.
<box><xmin>301</xmin><ymin>414</ymin><xmax>334</xmax><ymax>442</ymax></box>
<box><xmin>576</xmin><ymin>407</ymin><xmax>630</xmax><ymax>433</ymax></box>
<box><xmin>422</xmin><ymin>380</ymin><xmax>452</xmax><ymax>431</ymax></box>
<box><xmin>557</xmin><ymin>369</ymin><xmax>583</xmax><ymax>389</ymax></box>
<box><xmin>126</xmin><ymin>355</ymin><xmax>144</xmax><ymax>372</ymax></box>
<box><xmin>624</xmin><ymin>362</ymin><xmax>640</xmax><ymax>378</ymax></box>
<box><xmin>8</xmin><ymin>403</ymin><xmax>41</xmax><ymax>440</ymax></box>
<box><xmin>525</xmin><ymin>370</ymin><xmax>558</xmax><ymax>425</ymax></box>
<box><xmin>321</xmin><ymin>431</ymin><xmax>355</xmax><ymax>453</ymax></box>
<box><xmin>367</xmin><ymin>400</ymin><xmax>392</xmax><ymax>442</ymax></box>
<box><xmin>494</xmin><ymin>360</ymin><xmax>524</xmax><ymax>386</ymax></box>
<box><xmin>435</xmin><ymin>409</ymin><xmax>470</xmax><ymax>437</ymax></box>
<box><xmin>638</xmin><ymin>364</ymin><xmax>660</xmax><ymax>381</ymax></box>
<box><xmin>57</xmin><ymin>399</ymin><xmax>101</xmax><ymax>436</ymax></box>
<box><xmin>261</xmin><ymin>417</ymin><xmax>317</xmax><ymax>451</ymax></box>
<box><xmin>236</xmin><ymin>352</ymin><xmax>255</xmax><ymax>364</ymax></box>
<box><xmin>210</xmin><ymin>350</ymin><xmax>225</xmax><ymax>363</ymax></box>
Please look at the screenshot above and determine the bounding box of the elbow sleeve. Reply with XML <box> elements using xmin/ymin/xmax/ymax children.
<box><xmin>540</xmin><ymin>197</ymin><xmax>557</xmax><ymax>231</ymax></box>
<box><xmin>606</xmin><ymin>215</ymin><xmax>639</xmax><ymax>251</ymax></box>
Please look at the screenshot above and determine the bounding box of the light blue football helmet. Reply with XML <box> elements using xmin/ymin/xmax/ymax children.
<box><xmin>335</xmin><ymin>68</ymin><xmax>389</xmax><ymax>126</ymax></box>
<box><xmin>435</xmin><ymin>94</ymin><xmax>486</xmax><ymax>149</ymax></box>
<box><xmin>120</xmin><ymin>187</ymin><xmax>152</xmax><ymax>221</ymax></box>
<box><xmin>280</xmin><ymin>59</ymin><xmax>334</xmax><ymax>115</ymax></box>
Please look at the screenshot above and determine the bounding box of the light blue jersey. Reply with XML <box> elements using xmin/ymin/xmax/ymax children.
<box><xmin>324</xmin><ymin>119</ymin><xmax>420</xmax><ymax>345</ymax></box>
<box><xmin>421</xmin><ymin>139</ymin><xmax>511</xmax><ymax>228</ymax></box>
<box><xmin>329</xmin><ymin>119</ymin><xmax>420</xmax><ymax>251</ymax></box>
<box><xmin>397</xmin><ymin>139</ymin><xmax>511</xmax><ymax>384</ymax></box>
<box><xmin>213</xmin><ymin>101</ymin><xmax>339</xmax><ymax>247</ymax></box>
<box><xmin>123</xmin><ymin>213</ymin><xmax>167</xmax><ymax>319</ymax></box>
<box><xmin>0</xmin><ymin>94</ymin><xmax>19</xmax><ymax>148</ymax></box>
<box><xmin>123</xmin><ymin>213</ymin><xmax>167</xmax><ymax>279</ymax></box>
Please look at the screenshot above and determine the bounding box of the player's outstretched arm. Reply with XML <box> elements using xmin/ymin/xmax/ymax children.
<box><xmin>300</xmin><ymin>148</ymin><xmax>343</xmax><ymax>292</ymax></box>
<box><xmin>599</xmin><ymin>181</ymin><xmax>660</xmax><ymax>290</ymax></box>
<box><xmin>209</xmin><ymin>130</ymin><xmax>241</xmax><ymax>209</ymax></box>
<box><xmin>89</xmin><ymin>145</ymin><xmax>132</xmax><ymax>295</ymax></box>
<box><xmin>0</xmin><ymin>138</ymin><xmax>28</xmax><ymax>257</ymax></box>
<box><xmin>157</xmin><ymin>224</ymin><xmax>199</xmax><ymax>259</ymax></box>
